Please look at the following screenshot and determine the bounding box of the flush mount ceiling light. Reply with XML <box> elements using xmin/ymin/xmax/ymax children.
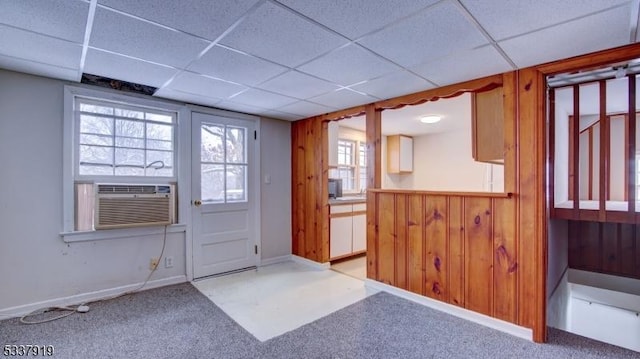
<box><xmin>420</xmin><ymin>115</ymin><xmax>441</xmax><ymax>124</ymax></box>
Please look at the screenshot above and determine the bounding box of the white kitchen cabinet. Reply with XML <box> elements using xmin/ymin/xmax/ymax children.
<box><xmin>387</xmin><ymin>134</ymin><xmax>413</xmax><ymax>173</ymax></box>
<box><xmin>330</xmin><ymin>202</ymin><xmax>367</xmax><ymax>260</ymax></box>
<box><xmin>328</xmin><ymin>120</ymin><xmax>339</xmax><ymax>167</ymax></box>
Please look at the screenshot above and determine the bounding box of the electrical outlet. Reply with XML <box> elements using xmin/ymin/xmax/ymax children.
<box><xmin>165</xmin><ymin>256</ymin><xmax>174</xmax><ymax>268</ymax></box>
<box><xmin>150</xmin><ymin>258</ymin><xmax>159</xmax><ymax>270</ymax></box>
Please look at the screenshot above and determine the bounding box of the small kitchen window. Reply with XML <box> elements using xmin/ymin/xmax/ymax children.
<box><xmin>331</xmin><ymin>139</ymin><xmax>367</xmax><ymax>193</ymax></box>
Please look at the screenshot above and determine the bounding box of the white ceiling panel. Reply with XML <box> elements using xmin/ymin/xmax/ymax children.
<box><xmin>277</xmin><ymin>101</ymin><xmax>337</xmax><ymax>117</ymax></box>
<box><xmin>460</xmin><ymin>0</ymin><xmax>629</xmax><ymax>41</ymax></box>
<box><xmin>0</xmin><ymin>53</ymin><xmax>78</xmax><ymax>81</ymax></box>
<box><xmin>358</xmin><ymin>1</ymin><xmax>488</xmax><ymax>68</ymax></box>
<box><xmin>350</xmin><ymin>70</ymin><xmax>434</xmax><ymax>100</ymax></box>
<box><xmin>215</xmin><ymin>100</ymin><xmax>268</xmax><ymax>115</ymax></box>
<box><xmin>98</xmin><ymin>0</ymin><xmax>259</xmax><ymax>41</ymax></box>
<box><xmin>298</xmin><ymin>44</ymin><xmax>400</xmax><ymax>86</ymax></box>
<box><xmin>411</xmin><ymin>45</ymin><xmax>512</xmax><ymax>87</ymax></box>
<box><xmin>219</xmin><ymin>1</ymin><xmax>347</xmax><ymax>68</ymax></box>
<box><xmin>0</xmin><ymin>0</ymin><xmax>89</xmax><ymax>43</ymax></box>
<box><xmin>230</xmin><ymin>88</ymin><xmax>298</xmax><ymax>109</ymax></box>
<box><xmin>84</xmin><ymin>49</ymin><xmax>178</xmax><ymax>88</ymax></box>
<box><xmin>189</xmin><ymin>45</ymin><xmax>288</xmax><ymax>86</ymax></box>
<box><xmin>308</xmin><ymin>89</ymin><xmax>377</xmax><ymax>109</ymax></box>
<box><xmin>0</xmin><ymin>25</ymin><xmax>82</xmax><ymax>70</ymax></box>
<box><xmin>499</xmin><ymin>6</ymin><xmax>631</xmax><ymax>69</ymax></box>
<box><xmin>169</xmin><ymin>72</ymin><xmax>247</xmax><ymax>99</ymax></box>
<box><xmin>260</xmin><ymin>110</ymin><xmax>301</xmax><ymax>121</ymax></box>
<box><xmin>90</xmin><ymin>7</ymin><xmax>210</xmax><ymax>68</ymax></box>
<box><xmin>258</xmin><ymin>70</ymin><xmax>339</xmax><ymax>99</ymax></box>
<box><xmin>276</xmin><ymin>0</ymin><xmax>439</xmax><ymax>39</ymax></box>
<box><xmin>154</xmin><ymin>88</ymin><xmax>221</xmax><ymax>108</ymax></box>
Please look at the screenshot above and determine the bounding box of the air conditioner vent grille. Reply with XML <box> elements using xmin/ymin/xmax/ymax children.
<box><xmin>97</xmin><ymin>184</ymin><xmax>158</xmax><ymax>194</ymax></box>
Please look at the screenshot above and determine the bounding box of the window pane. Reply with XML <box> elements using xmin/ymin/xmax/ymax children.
<box><xmin>79</xmin><ymin>164</ymin><xmax>113</xmax><ymax>176</ymax></box>
<box><xmin>80</xmin><ymin>103</ymin><xmax>113</xmax><ymax>115</ymax></box>
<box><xmin>146</xmin><ymin>139</ymin><xmax>172</xmax><ymax>150</ymax></box>
<box><xmin>116</xmin><ymin>119</ymin><xmax>143</xmax><ymax>138</ymax></box>
<box><xmin>337</xmin><ymin>166</ymin><xmax>355</xmax><ymax>191</ymax></box>
<box><xmin>80</xmin><ymin>115</ymin><xmax>112</xmax><ymax>135</ymax></box>
<box><xmin>202</xmin><ymin>124</ymin><xmax>224</xmax><ymax>163</ymax></box>
<box><xmin>338</xmin><ymin>140</ymin><xmax>354</xmax><ymax>165</ymax></box>
<box><xmin>80</xmin><ymin>145</ymin><xmax>113</xmax><ymax>165</ymax></box>
<box><xmin>147</xmin><ymin>150</ymin><xmax>173</xmax><ymax>170</ymax></box>
<box><xmin>115</xmin><ymin>136</ymin><xmax>144</xmax><ymax>148</ymax></box>
<box><xmin>359</xmin><ymin>143</ymin><xmax>367</xmax><ymax>166</ymax></box>
<box><xmin>146</xmin><ymin>113</ymin><xmax>173</xmax><ymax>123</ymax></box>
<box><xmin>80</xmin><ymin>134</ymin><xmax>112</xmax><ymax>146</ymax></box>
<box><xmin>202</xmin><ymin>164</ymin><xmax>224</xmax><ymax>203</ymax></box>
<box><xmin>115</xmin><ymin>108</ymin><xmax>144</xmax><ymax>119</ymax></box>
<box><xmin>226</xmin><ymin>126</ymin><xmax>246</xmax><ymax>163</ymax></box>
<box><xmin>147</xmin><ymin>123</ymin><xmax>172</xmax><ymax>140</ymax></box>
<box><xmin>226</xmin><ymin>165</ymin><xmax>247</xmax><ymax>202</ymax></box>
<box><xmin>115</xmin><ymin>166</ymin><xmax>144</xmax><ymax>176</ymax></box>
<box><xmin>115</xmin><ymin>148</ymin><xmax>144</xmax><ymax>167</ymax></box>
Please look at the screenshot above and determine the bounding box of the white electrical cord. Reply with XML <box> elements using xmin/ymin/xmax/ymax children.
<box><xmin>19</xmin><ymin>225</ymin><xmax>168</xmax><ymax>325</ymax></box>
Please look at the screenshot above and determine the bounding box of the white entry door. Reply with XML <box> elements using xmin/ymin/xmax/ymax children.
<box><xmin>192</xmin><ymin>111</ymin><xmax>259</xmax><ymax>278</ymax></box>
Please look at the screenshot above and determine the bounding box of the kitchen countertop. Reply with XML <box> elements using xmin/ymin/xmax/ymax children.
<box><xmin>329</xmin><ymin>196</ymin><xmax>367</xmax><ymax>205</ymax></box>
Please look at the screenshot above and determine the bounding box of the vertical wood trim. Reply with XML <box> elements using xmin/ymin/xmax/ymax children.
<box><xmin>517</xmin><ymin>68</ymin><xmax>547</xmax><ymax>342</ymax></box>
<box><xmin>568</xmin><ymin>116</ymin><xmax>575</xmax><ymax>201</ymax></box>
<box><xmin>448</xmin><ymin>196</ymin><xmax>464</xmax><ymax>307</ymax></box>
<box><xmin>493</xmin><ymin>198</ymin><xmax>517</xmax><ymax>322</ymax></box>
<box><xmin>624</xmin><ymin>115</ymin><xmax>629</xmax><ymax>201</ymax></box>
<box><xmin>549</xmin><ymin>88</ymin><xmax>556</xmax><ymax>215</ymax></box>
<box><xmin>367</xmin><ymin>191</ymin><xmax>378</xmax><ymax>279</ymax></box>
<box><xmin>588</xmin><ymin>129</ymin><xmax>593</xmax><ymax>200</ymax></box>
<box><xmin>599</xmin><ymin>80</ymin><xmax>607</xmax><ymax>220</ymax></box>
<box><xmin>503</xmin><ymin>71</ymin><xmax>518</xmax><ymax>195</ymax></box>
<box><xmin>378</xmin><ymin>193</ymin><xmax>396</xmax><ymax>285</ymax></box>
<box><xmin>628</xmin><ymin>74</ymin><xmax>636</xmax><ymax>214</ymax></box>
<box><xmin>396</xmin><ymin>194</ymin><xmax>408</xmax><ymax>290</ymax></box>
<box><xmin>365</xmin><ymin>105</ymin><xmax>382</xmax><ymax>189</ymax></box>
<box><xmin>407</xmin><ymin>194</ymin><xmax>424</xmax><ymax>295</ymax></box>
<box><xmin>572</xmin><ymin>86</ymin><xmax>580</xmax><ymax>214</ymax></box>
<box><xmin>319</xmin><ymin>120</ymin><xmax>329</xmax><ymax>262</ymax></box>
<box><xmin>292</xmin><ymin>120</ymin><xmax>306</xmax><ymax>257</ymax></box>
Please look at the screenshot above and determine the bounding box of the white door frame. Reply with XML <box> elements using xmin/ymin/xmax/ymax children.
<box><xmin>184</xmin><ymin>105</ymin><xmax>261</xmax><ymax>281</ymax></box>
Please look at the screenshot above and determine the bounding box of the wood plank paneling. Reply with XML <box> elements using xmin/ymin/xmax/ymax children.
<box><xmin>396</xmin><ymin>194</ymin><xmax>408</xmax><ymax>290</ymax></box>
<box><xmin>407</xmin><ymin>194</ymin><xmax>425</xmax><ymax>295</ymax></box>
<box><xmin>493</xmin><ymin>198</ymin><xmax>517</xmax><ymax>322</ymax></box>
<box><xmin>448</xmin><ymin>197</ymin><xmax>465</xmax><ymax>307</ymax></box>
<box><xmin>424</xmin><ymin>196</ymin><xmax>448</xmax><ymax>302</ymax></box>
<box><xmin>464</xmin><ymin>197</ymin><xmax>493</xmax><ymax>316</ymax></box>
<box><xmin>366</xmin><ymin>191</ymin><xmax>378</xmax><ymax>279</ymax></box>
<box><xmin>378</xmin><ymin>193</ymin><xmax>396</xmax><ymax>285</ymax></box>
<box><xmin>568</xmin><ymin>220</ymin><xmax>640</xmax><ymax>280</ymax></box>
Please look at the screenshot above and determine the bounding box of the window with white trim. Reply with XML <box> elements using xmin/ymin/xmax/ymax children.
<box><xmin>66</xmin><ymin>90</ymin><xmax>178</xmax><ymax>232</ymax></box>
<box><xmin>330</xmin><ymin>139</ymin><xmax>367</xmax><ymax>193</ymax></box>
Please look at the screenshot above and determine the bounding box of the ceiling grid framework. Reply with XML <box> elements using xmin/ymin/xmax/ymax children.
<box><xmin>0</xmin><ymin>0</ymin><xmax>638</xmax><ymax>121</ymax></box>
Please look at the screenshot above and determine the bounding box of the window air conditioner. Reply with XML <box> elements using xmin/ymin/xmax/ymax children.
<box><xmin>94</xmin><ymin>184</ymin><xmax>175</xmax><ymax>230</ymax></box>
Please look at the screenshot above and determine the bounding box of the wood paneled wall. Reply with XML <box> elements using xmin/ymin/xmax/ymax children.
<box><xmin>369</xmin><ymin>192</ymin><xmax>518</xmax><ymax>321</ymax></box>
<box><xmin>568</xmin><ymin>220</ymin><xmax>640</xmax><ymax>279</ymax></box>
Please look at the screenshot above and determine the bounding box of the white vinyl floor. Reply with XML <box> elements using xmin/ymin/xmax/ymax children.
<box><xmin>192</xmin><ymin>260</ymin><xmax>377</xmax><ymax>342</ymax></box>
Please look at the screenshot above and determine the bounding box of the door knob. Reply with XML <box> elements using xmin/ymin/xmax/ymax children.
<box><xmin>193</xmin><ymin>200</ymin><xmax>202</xmax><ymax>207</ymax></box>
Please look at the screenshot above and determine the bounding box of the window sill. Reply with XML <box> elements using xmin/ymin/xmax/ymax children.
<box><xmin>60</xmin><ymin>224</ymin><xmax>187</xmax><ymax>243</ymax></box>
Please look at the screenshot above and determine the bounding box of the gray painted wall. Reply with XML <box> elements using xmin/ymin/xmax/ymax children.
<box><xmin>0</xmin><ymin>69</ymin><xmax>291</xmax><ymax>312</ymax></box>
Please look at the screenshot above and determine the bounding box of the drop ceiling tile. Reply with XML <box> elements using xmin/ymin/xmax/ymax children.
<box><xmin>229</xmin><ymin>88</ymin><xmax>298</xmax><ymax>109</ymax></box>
<box><xmin>260</xmin><ymin>110</ymin><xmax>301</xmax><ymax>121</ymax></box>
<box><xmin>277</xmin><ymin>101</ymin><xmax>337</xmax><ymax>118</ymax></box>
<box><xmin>0</xmin><ymin>53</ymin><xmax>78</xmax><ymax>81</ymax></box>
<box><xmin>220</xmin><ymin>1</ymin><xmax>347</xmax><ymax>68</ymax></box>
<box><xmin>298</xmin><ymin>44</ymin><xmax>400</xmax><ymax>86</ymax></box>
<box><xmin>0</xmin><ymin>0</ymin><xmax>89</xmax><ymax>43</ymax></box>
<box><xmin>188</xmin><ymin>45</ymin><xmax>287</xmax><ymax>86</ymax></box>
<box><xmin>257</xmin><ymin>70</ymin><xmax>339</xmax><ymax>99</ymax></box>
<box><xmin>90</xmin><ymin>7</ymin><xmax>209</xmax><ymax>68</ymax></box>
<box><xmin>98</xmin><ymin>0</ymin><xmax>259</xmax><ymax>41</ymax></box>
<box><xmin>351</xmin><ymin>70</ymin><xmax>434</xmax><ymax>100</ymax></box>
<box><xmin>460</xmin><ymin>0</ymin><xmax>628</xmax><ymax>41</ymax></box>
<box><xmin>277</xmin><ymin>0</ymin><xmax>439</xmax><ymax>39</ymax></box>
<box><xmin>0</xmin><ymin>25</ymin><xmax>82</xmax><ymax>69</ymax></box>
<box><xmin>358</xmin><ymin>1</ymin><xmax>487</xmax><ymax>68</ymax></box>
<box><xmin>154</xmin><ymin>88</ymin><xmax>222</xmax><ymax>108</ymax></box>
<box><xmin>216</xmin><ymin>100</ymin><xmax>267</xmax><ymax>115</ymax></box>
<box><xmin>308</xmin><ymin>89</ymin><xmax>377</xmax><ymax>110</ymax></box>
<box><xmin>84</xmin><ymin>49</ymin><xmax>178</xmax><ymax>87</ymax></box>
<box><xmin>499</xmin><ymin>6</ymin><xmax>630</xmax><ymax>69</ymax></box>
<box><xmin>169</xmin><ymin>72</ymin><xmax>247</xmax><ymax>99</ymax></box>
<box><xmin>411</xmin><ymin>46</ymin><xmax>512</xmax><ymax>87</ymax></box>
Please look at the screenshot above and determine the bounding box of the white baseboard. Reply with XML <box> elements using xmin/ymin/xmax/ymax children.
<box><xmin>0</xmin><ymin>275</ymin><xmax>187</xmax><ymax>319</ymax></box>
<box><xmin>291</xmin><ymin>255</ymin><xmax>330</xmax><ymax>270</ymax></box>
<box><xmin>260</xmin><ymin>255</ymin><xmax>292</xmax><ymax>267</ymax></box>
<box><xmin>364</xmin><ymin>279</ymin><xmax>533</xmax><ymax>341</ymax></box>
